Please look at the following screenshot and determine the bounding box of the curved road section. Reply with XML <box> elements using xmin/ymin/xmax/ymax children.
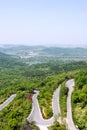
<box><xmin>52</xmin><ymin>85</ymin><xmax>61</xmax><ymax>122</ymax></box>
<box><xmin>27</xmin><ymin>91</ymin><xmax>54</xmax><ymax>126</ymax></box>
<box><xmin>66</xmin><ymin>79</ymin><xmax>77</xmax><ymax>130</ymax></box>
<box><xmin>0</xmin><ymin>94</ymin><xmax>16</xmax><ymax>111</ymax></box>
<box><xmin>27</xmin><ymin>86</ymin><xmax>61</xmax><ymax>130</ymax></box>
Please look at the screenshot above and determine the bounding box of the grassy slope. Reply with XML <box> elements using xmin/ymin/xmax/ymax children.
<box><xmin>72</xmin><ymin>69</ymin><xmax>87</xmax><ymax>130</ymax></box>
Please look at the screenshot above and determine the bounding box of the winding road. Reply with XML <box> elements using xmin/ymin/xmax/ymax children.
<box><xmin>0</xmin><ymin>94</ymin><xmax>16</xmax><ymax>111</ymax></box>
<box><xmin>27</xmin><ymin>86</ymin><xmax>61</xmax><ymax>130</ymax></box>
<box><xmin>27</xmin><ymin>79</ymin><xmax>78</xmax><ymax>130</ymax></box>
<box><xmin>66</xmin><ymin>79</ymin><xmax>77</xmax><ymax>130</ymax></box>
<box><xmin>0</xmin><ymin>80</ymin><xmax>77</xmax><ymax>130</ymax></box>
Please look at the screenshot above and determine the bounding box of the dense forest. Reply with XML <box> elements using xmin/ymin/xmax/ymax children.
<box><xmin>0</xmin><ymin>47</ymin><xmax>87</xmax><ymax>130</ymax></box>
<box><xmin>72</xmin><ymin>69</ymin><xmax>87</xmax><ymax>130</ymax></box>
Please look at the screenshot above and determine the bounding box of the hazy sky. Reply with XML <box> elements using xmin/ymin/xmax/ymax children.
<box><xmin>0</xmin><ymin>0</ymin><xmax>87</xmax><ymax>46</ymax></box>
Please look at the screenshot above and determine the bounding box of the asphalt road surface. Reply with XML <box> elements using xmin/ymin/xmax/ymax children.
<box><xmin>27</xmin><ymin>86</ymin><xmax>61</xmax><ymax>130</ymax></box>
<box><xmin>66</xmin><ymin>79</ymin><xmax>77</xmax><ymax>130</ymax></box>
<box><xmin>52</xmin><ymin>85</ymin><xmax>61</xmax><ymax>121</ymax></box>
<box><xmin>0</xmin><ymin>94</ymin><xmax>16</xmax><ymax>111</ymax></box>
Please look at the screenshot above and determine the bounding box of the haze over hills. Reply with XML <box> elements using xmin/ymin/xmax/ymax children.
<box><xmin>0</xmin><ymin>43</ymin><xmax>87</xmax><ymax>48</ymax></box>
<box><xmin>0</xmin><ymin>45</ymin><xmax>87</xmax><ymax>59</ymax></box>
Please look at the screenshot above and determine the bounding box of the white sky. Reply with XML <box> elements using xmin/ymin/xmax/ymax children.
<box><xmin>0</xmin><ymin>0</ymin><xmax>87</xmax><ymax>47</ymax></box>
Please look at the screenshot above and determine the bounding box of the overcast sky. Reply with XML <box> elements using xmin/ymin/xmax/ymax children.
<box><xmin>0</xmin><ymin>0</ymin><xmax>87</xmax><ymax>47</ymax></box>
